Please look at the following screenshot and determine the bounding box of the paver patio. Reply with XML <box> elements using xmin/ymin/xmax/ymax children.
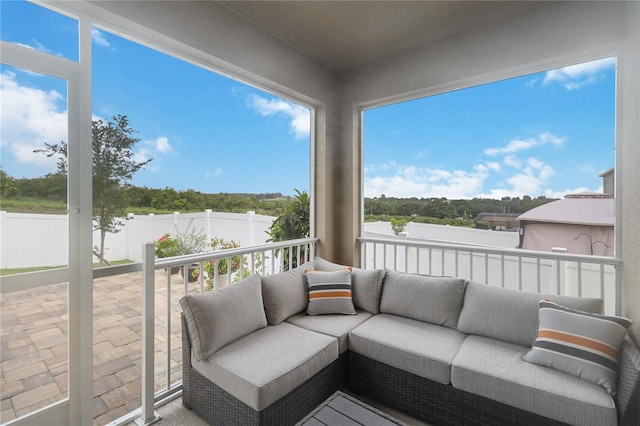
<box><xmin>1</xmin><ymin>269</ymin><xmax>197</xmax><ymax>425</ymax></box>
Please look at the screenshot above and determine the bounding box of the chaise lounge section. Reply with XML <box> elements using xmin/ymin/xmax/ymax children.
<box><xmin>180</xmin><ymin>258</ymin><xmax>640</xmax><ymax>426</ymax></box>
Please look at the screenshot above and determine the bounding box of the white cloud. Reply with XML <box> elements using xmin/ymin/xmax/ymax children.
<box><xmin>502</xmin><ymin>155</ymin><xmax>521</xmax><ymax>168</ymax></box>
<box><xmin>0</xmin><ymin>71</ymin><xmax>68</xmax><ymax>169</ymax></box>
<box><xmin>365</xmin><ymin>129</ymin><xmax>574</xmax><ymax>200</ymax></box>
<box><xmin>133</xmin><ymin>147</ymin><xmax>152</xmax><ymax>164</ymax></box>
<box><xmin>204</xmin><ymin>168</ymin><xmax>223</xmax><ymax>178</ymax></box>
<box><xmin>478</xmin><ymin>157</ymin><xmax>556</xmax><ymax>197</ymax></box>
<box><xmin>15</xmin><ymin>42</ymin><xmax>36</xmax><ymax>50</ymax></box>
<box><xmin>15</xmin><ymin>40</ymin><xmax>49</xmax><ymax>53</ymax></box>
<box><xmin>526</xmin><ymin>157</ymin><xmax>544</xmax><ymax>169</ymax></box>
<box><xmin>478</xmin><ymin>132</ymin><xmax>563</xmax><ymax>196</ymax></box>
<box><xmin>543</xmin><ymin>57</ymin><xmax>615</xmax><ymax>90</ymax></box>
<box><xmin>14</xmin><ymin>39</ymin><xmax>72</xmax><ymax>59</ymax></box>
<box><xmin>542</xmin><ymin>186</ymin><xmax>592</xmax><ymax>199</ymax></box>
<box><xmin>154</xmin><ymin>136</ymin><xmax>172</xmax><ymax>153</ymax></box>
<box><xmin>134</xmin><ymin>136</ymin><xmax>173</xmax><ymax>168</ymax></box>
<box><xmin>486</xmin><ymin>162</ymin><xmax>501</xmax><ymax>172</ymax></box>
<box><xmin>248</xmin><ymin>94</ymin><xmax>310</xmax><ymax>140</ymax></box>
<box><xmin>364</xmin><ymin>162</ymin><xmax>488</xmax><ymax>199</ymax></box>
<box><xmin>506</xmin><ymin>173</ymin><xmax>543</xmax><ymax>195</ymax></box>
<box><xmin>484</xmin><ymin>132</ymin><xmax>565</xmax><ymax>156</ymax></box>
<box><xmin>364</xmin><ymin>153</ymin><xmax>598</xmax><ymax>200</ymax></box>
<box><xmin>91</xmin><ymin>28</ymin><xmax>111</xmax><ymax>48</ymax></box>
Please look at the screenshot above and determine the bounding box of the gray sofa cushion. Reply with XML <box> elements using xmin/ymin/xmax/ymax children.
<box><xmin>348</xmin><ymin>313</ymin><xmax>466</xmax><ymax>384</ymax></box>
<box><xmin>180</xmin><ymin>274</ymin><xmax>267</xmax><ymax>361</ymax></box>
<box><xmin>261</xmin><ymin>261</ymin><xmax>313</xmax><ymax>325</ymax></box>
<box><xmin>192</xmin><ymin>322</ymin><xmax>338</xmax><ymax>411</ymax></box>
<box><xmin>313</xmin><ymin>257</ymin><xmax>385</xmax><ymax>314</ymax></box>
<box><xmin>451</xmin><ymin>335</ymin><xmax>617</xmax><ymax>426</ymax></box>
<box><xmin>457</xmin><ymin>281</ymin><xmax>603</xmax><ymax>347</ymax></box>
<box><xmin>286</xmin><ymin>310</ymin><xmax>373</xmax><ymax>353</ymax></box>
<box><xmin>379</xmin><ymin>270</ymin><xmax>466</xmax><ymax>328</ymax></box>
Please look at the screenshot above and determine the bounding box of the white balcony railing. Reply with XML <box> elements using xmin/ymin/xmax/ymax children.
<box><xmin>103</xmin><ymin>237</ymin><xmax>318</xmax><ymax>426</ymax></box>
<box><xmin>359</xmin><ymin>236</ymin><xmax>622</xmax><ymax>316</ymax></box>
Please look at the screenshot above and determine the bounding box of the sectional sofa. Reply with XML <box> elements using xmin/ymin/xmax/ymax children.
<box><xmin>180</xmin><ymin>257</ymin><xmax>640</xmax><ymax>426</ymax></box>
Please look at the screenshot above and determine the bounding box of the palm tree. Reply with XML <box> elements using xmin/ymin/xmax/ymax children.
<box><xmin>266</xmin><ymin>189</ymin><xmax>310</xmax><ymax>270</ymax></box>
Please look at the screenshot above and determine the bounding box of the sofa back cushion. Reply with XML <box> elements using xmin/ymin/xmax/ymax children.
<box><xmin>379</xmin><ymin>270</ymin><xmax>466</xmax><ymax>329</ymax></box>
<box><xmin>180</xmin><ymin>274</ymin><xmax>267</xmax><ymax>361</ymax></box>
<box><xmin>313</xmin><ymin>257</ymin><xmax>385</xmax><ymax>314</ymax></box>
<box><xmin>261</xmin><ymin>261</ymin><xmax>314</xmax><ymax>325</ymax></box>
<box><xmin>457</xmin><ymin>281</ymin><xmax>603</xmax><ymax>347</ymax></box>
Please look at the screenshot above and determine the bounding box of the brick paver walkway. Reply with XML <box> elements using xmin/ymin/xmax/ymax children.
<box><xmin>1</xmin><ymin>269</ymin><xmax>198</xmax><ymax>425</ymax></box>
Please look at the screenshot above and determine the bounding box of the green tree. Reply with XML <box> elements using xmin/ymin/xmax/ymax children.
<box><xmin>13</xmin><ymin>174</ymin><xmax>66</xmax><ymax>201</ymax></box>
<box><xmin>36</xmin><ymin>115</ymin><xmax>150</xmax><ymax>265</ymax></box>
<box><xmin>390</xmin><ymin>217</ymin><xmax>408</xmax><ymax>235</ymax></box>
<box><xmin>266</xmin><ymin>189</ymin><xmax>310</xmax><ymax>270</ymax></box>
<box><xmin>0</xmin><ymin>168</ymin><xmax>20</xmax><ymax>198</ymax></box>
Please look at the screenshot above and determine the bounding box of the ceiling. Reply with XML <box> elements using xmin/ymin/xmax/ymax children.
<box><xmin>219</xmin><ymin>1</ymin><xmax>541</xmax><ymax>73</ymax></box>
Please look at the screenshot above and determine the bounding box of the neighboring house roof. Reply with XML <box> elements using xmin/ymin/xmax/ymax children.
<box><xmin>599</xmin><ymin>167</ymin><xmax>615</xmax><ymax>178</ymax></box>
<box><xmin>517</xmin><ymin>196</ymin><xmax>614</xmax><ymax>227</ymax></box>
<box><xmin>475</xmin><ymin>213</ymin><xmax>520</xmax><ymax>228</ymax></box>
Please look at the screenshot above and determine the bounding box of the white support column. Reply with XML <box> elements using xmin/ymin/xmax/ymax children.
<box><xmin>68</xmin><ymin>16</ymin><xmax>94</xmax><ymax>426</ymax></box>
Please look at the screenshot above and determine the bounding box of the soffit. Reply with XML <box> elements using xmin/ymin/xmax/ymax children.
<box><xmin>218</xmin><ymin>1</ymin><xmax>541</xmax><ymax>73</ymax></box>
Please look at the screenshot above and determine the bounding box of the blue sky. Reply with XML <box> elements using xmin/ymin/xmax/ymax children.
<box><xmin>364</xmin><ymin>59</ymin><xmax>615</xmax><ymax>199</ymax></box>
<box><xmin>1</xmin><ymin>1</ymin><xmax>615</xmax><ymax>200</ymax></box>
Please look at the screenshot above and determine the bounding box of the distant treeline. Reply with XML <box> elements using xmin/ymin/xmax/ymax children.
<box><xmin>0</xmin><ymin>171</ymin><xmax>291</xmax><ymax>215</ymax></box>
<box><xmin>1</xmin><ymin>171</ymin><xmax>555</xmax><ymax>220</ymax></box>
<box><xmin>364</xmin><ymin>194</ymin><xmax>555</xmax><ymax>221</ymax></box>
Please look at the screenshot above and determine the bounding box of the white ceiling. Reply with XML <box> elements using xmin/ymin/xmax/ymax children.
<box><xmin>219</xmin><ymin>1</ymin><xmax>542</xmax><ymax>73</ymax></box>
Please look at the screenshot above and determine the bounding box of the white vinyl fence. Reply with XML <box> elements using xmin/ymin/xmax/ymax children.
<box><xmin>0</xmin><ymin>210</ymin><xmax>275</xmax><ymax>268</ymax></box>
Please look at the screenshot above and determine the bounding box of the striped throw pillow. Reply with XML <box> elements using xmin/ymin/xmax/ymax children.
<box><xmin>523</xmin><ymin>300</ymin><xmax>631</xmax><ymax>393</ymax></box>
<box><xmin>306</xmin><ymin>269</ymin><xmax>356</xmax><ymax>315</ymax></box>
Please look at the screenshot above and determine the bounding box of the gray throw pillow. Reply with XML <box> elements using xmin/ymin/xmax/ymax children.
<box><xmin>179</xmin><ymin>274</ymin><xmax>267</xmax><ymax>361</ymax></box>
<box><xmin>313</xmin><ymin>257</ymin><xmax>385</xmax><ymax>314</ymax></box>
<box><xmin>379</xmin><ymin>270</ymin><xmax>466</xmax><ymax>329</ymax></box>
<box><xmin>523</xmin><ymin>300</ymin><xmax>631</xmax><ymax>394</ymax></box>
<box><xmin>457</xmin><ymin>281</ymin><xmax>604</xmax><ymax>347</ymax></box>
<box><xmin>261</xmin><ymin>261</ymin><xmax>313</xmax><ymax>325</ymax></box>
<box><xmin>306</xmin><ymin>269</ymin><xmax>357</xmax><ymax>315</ymax></box>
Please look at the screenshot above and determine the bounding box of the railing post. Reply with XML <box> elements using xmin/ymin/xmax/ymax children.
<box><xmin>247</xmin><ymin>211</ymin><xmax>255</xmax><ymax>246</ymax></box>
<box><xmin>615</xmin><ymin>263</ymin><xmax>622</xmax><ymax>316</ymax></box>
<box><xmin>552</xmin><ymin>247</ymin><xmax>567</xmax><ymax>295</ymax></box>
<box><xmin>136</xmin><ymin>242</ymin><xmax>161</xmax><ymax>425</ymax></box>
<box><xmin>205</xmin><ymin>209</ymin><xmax>212</xmax><ymax>242</ymax></box>
<box><xmin>148</xmin><ymin>213</ymin><xmax>155</xmax><ymax>243</ymax></box>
